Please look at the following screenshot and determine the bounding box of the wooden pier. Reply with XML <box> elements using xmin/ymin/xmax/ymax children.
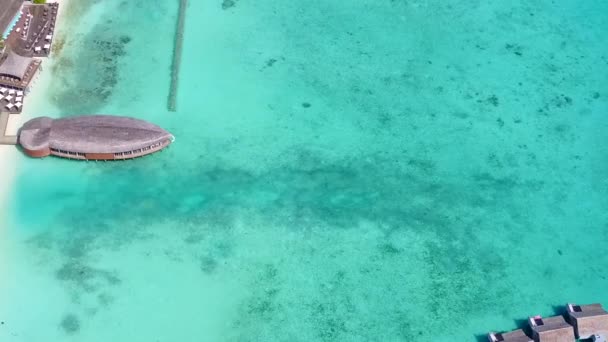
<box><xmin>0</xmin><ymin>112</ymin><xmax>18</xmax><ymax>145</ymax></box>
<box><xmin>167</xmin><ymin>0</ymin><xmax>188</xmax><ymax>112</ymax></box>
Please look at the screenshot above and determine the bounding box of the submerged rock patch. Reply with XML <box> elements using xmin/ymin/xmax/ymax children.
<box><xmin>60</xmin><ymin>314</ymin><xmax>80</xmax><ymax>334</ymax></box>
<box><xmin>222</xmin><ymin>0</ymin><xmax>238</xmax><ymax>10</ymax></box>
<box><xmin>50</xmin><ymin>31</ymin><xmax>132</xmax><ymax>113</ymax></box>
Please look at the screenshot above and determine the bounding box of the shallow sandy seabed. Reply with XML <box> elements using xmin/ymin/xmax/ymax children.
<box><xmin>1</xmin><ymin>0</ymin><xmax>607</xmax><ymax>341</ymax></box>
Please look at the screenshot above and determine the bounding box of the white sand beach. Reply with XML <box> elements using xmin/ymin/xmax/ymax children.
<box><xmin>0</xmin><ymin>0</ymin><xmax>71</xmax><ymax>218</ymax></box>
<box><xmin>0</xmin><ymin>147</ymin><xmax>18</xmax><ymax>215</ymax></box>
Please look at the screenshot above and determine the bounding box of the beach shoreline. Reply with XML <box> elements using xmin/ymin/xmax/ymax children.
<box><xmin>0</xmin><ymin>147</ymin><xmax>17</xmax><ymax>216</ymax></box>
<box><xmin>0</xmin><ymin>0</ymin><xmax>71</xmax><ymax>219</ymax></box>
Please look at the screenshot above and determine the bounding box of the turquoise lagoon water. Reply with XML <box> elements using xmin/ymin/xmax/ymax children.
<box><xmin>1</xmin><ymin>0</ymin><xmax>607</xmax><ymax>341</ymax></box>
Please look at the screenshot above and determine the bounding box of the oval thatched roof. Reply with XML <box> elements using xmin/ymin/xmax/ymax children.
<box><xmin>19</xmin><ymin>115</ymin><xmax>173</xmax><ymax>154</ymax></box>
<box><xmin>18</xmin><ymin>116</ymin><xmax>52</xmax><ymax>151</ymax></box>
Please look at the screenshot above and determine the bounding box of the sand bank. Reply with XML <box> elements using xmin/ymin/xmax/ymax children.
<box><xmin>0</xmin><ymin>146</ymin><xmax>18</xmax><ymax>216</ymax></box>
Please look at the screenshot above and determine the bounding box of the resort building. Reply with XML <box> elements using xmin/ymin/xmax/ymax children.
<box><xmin>566</xmin><ymin>303</ymin><xmax>608</xmax><ymax>340</ymax></box>
<box><xmin>8</xmin><ymin>1</ymin><xmax>59</xmax><ymax>57</ymax></box>
<box><xmin>528</xmin><ymin>315</ymin><xmax>575</xmax><ymax>342</ymax></box>
<box><xmin>0</xmin><ymin>49</ymin><xmax>39</xmax><ymax>89</ymax></box>
<box><xmin>18</xmin><ymin>115</ymin><xmax>174</xmax><ymax>160</ymax></box>
<box><xmin>487</xmin><ymin>329</ymin><xmax>533</xmax><ymax>342</ymax></box>
<box><xmin>0</xmin><ymin>50</ymin><xmax>39</xmax><ymax>112</ymax></box>
<box><xmin>0</xmin><ymin>0</ymin><xmax>58</xmax><ymax>113</ymax></box>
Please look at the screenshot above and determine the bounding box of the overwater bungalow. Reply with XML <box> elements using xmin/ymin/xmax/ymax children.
<box><xmin>566</xmin><ymin>303</ymin><xmax>608</xmax><ymax>339</ymax></box>
<box><xmin>18</xmin><ymin>115</ymin><xmax>174</xmax><ymax>160</ymax></box>
<box><xmin>487</xmin><ymin>329</ymin><xmax>533</xmax><ymax>342</ymax></box>
<box><xmin>528</xmin><ymin>315</ymin><xmax>575</xmax><ymax>342</ymax></box>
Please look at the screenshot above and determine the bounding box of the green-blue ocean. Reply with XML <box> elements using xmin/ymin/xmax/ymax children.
<box><xmin>1</xmin><ymin>0</ymin><xmax>607</xmax><ymax>341</ymax></box>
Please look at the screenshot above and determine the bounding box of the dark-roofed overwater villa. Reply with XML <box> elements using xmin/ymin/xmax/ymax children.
<box><xmin>18</xmin><ymin>115</ymin><xmax>174</xmax><ymax>160</ymax></box>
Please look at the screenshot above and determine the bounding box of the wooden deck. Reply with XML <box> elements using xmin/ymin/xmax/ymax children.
<box><xmin>6</xmin><ymin>3</ymin><xmax>59</xmax><ymax>58</ymax></box>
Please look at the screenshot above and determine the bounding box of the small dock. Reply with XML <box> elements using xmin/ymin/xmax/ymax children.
<box><xmin>0</xmin><ymin>112</ymin><xmax>18</xmax><ymax>145</ymax></box>
<box><xmin>167</xmin><ymin>0</ymin><xmax>188</xmax><ymax>112</ymax></box>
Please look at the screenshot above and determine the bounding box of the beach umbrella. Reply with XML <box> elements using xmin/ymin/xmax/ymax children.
<box><xmin>5</xmin><ymin>95</ymin><xmax>13</xmax><ymax>102</ymax></box>
<box><xmin>0</xmin><ymin>88</ymin><xmax>6</xmax><ymax>94</ymax></box>
<box><xmin>16</xmin><ymin>90</ymin><xmax>23</xmax><ymax>96</ymax></box>
<box><xmin>15</xmin><ymin>102</ymin><xmax>22</xmax><ymax>109</ymax></box>
<box><xmin>8</xmin><ymin>89</ymin><xmax>15</xmax><ymax>95</ymax></box>
<box><xmin>6</xmin><ymin>103</ymin><xmax>14</xmax><ymax>110</ymax></box>
<box><xmin>16</xmin><ymin>96</ymin><xmax>23</xmax><ymax>102</ymax></box>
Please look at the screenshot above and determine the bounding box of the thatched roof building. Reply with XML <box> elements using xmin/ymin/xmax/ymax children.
<box><xmin>19</xmin><ymin>115</ymin><xmax>174</xmax><ymax>160</ymax></box>
<box><xmin>528</xmin><ymin>315</ymin><xmax>574</xmax><ymax>342</ymax></box>
<box><xmin>0</xmin><ymin>50</ymin><xmax>40</xmax><ymax>90</ymax></box>
<box><xmin>0</xmin><ymin>50</ymin><xmax>31</xmax><ymax>80</ymax></box>
<box><xmin>567</xmin><ymin>303</ymin><xmax>608</xmax><ymax>339</ymax></box>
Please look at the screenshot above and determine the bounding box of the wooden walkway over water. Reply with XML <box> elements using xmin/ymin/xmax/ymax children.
<box><xmin>168</xmin><ymin>0</ymin><xmax>188</xmax><ymax>112</ymax></box>
<box><xmin>0</xmin><ymin>112</ymin><xmax>18</xmax><ymax>145</ymax></box>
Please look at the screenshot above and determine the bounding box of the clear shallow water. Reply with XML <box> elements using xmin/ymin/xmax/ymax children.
<box><xmin>1</xmin><ymin>0</ymin><xmax>607</xmax><ymax>341</ymax></box>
